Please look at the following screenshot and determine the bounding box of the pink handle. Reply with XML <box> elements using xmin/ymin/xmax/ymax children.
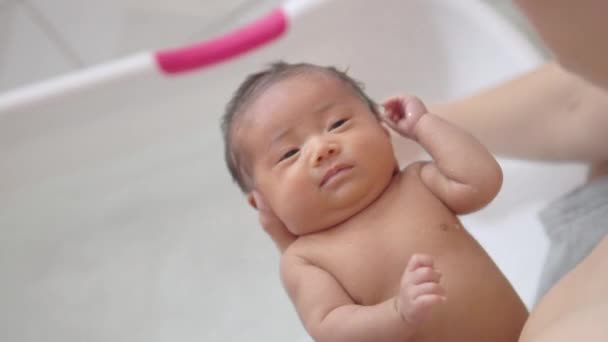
<box><xmin>155</xmin><ymin>9</ymin><xmax>288</xmax><ymax>74</ymax></box>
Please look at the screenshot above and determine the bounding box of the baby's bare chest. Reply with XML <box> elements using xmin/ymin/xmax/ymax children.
<box><xmin>301</xmin><ymin>182</ymin><xmax>469</xmax><ymax>305</ymax></box>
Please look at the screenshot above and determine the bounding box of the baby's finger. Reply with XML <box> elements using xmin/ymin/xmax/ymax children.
<box><xmin>406</xmin><ymin>254</ymin><xmax>435</xmax><ymax>272</ymax></box>
<box><xmin>380</xmin><ymin>113</ymin><xmax>401</xmax><ymax>133</ymax></box>
<box><xmin>409</xmin><ymin>266</ymin><xmax>442</xmax><ymax>285</ymax></box>
<box><xmin>412</xmin><ymin>294</ymin><xmax>446</xmax><ymax>315</ymax></box>
<box><xmin>382</xmin><ymin>97</ymin><xmax>405</xmax><ymax>115</ymax></box>
<box><xmin>381</xmin><ymin>97</ymin><xmax>405</xmax><ymax>123</ymax></box>
<box><xmin>402</xmin><ymin>294</ymin><xmax>445</xmax><ymax>325</ymax></box>
<box><xmin>408</xmin><ymin>282</ymin><xmax>446</xmax><ymax>300</ymax></box>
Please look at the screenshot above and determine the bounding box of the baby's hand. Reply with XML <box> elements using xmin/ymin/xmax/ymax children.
<box><xmin>381</xmin><ymin>95</ymin><xmax>428</xmax><ymax>140</ymax></box>
<box><xmin>396</xmin><ymin>254</ymin><xmax>446</xmax><ymax>326</ymax></box>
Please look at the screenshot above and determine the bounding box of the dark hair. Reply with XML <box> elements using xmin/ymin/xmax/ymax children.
<box><xmin>221</xmin><ymin>61</ymin><xmax>378</xmax><ymax>193</ymax></box>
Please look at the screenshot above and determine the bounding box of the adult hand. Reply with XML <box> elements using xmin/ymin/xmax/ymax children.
<box><xmin>251</xmin><ymin>191</ymin><xmax>296</xmax><ymax>253</ymax></box>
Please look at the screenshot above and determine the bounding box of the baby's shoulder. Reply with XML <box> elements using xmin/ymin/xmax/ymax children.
<box><xmin>279</xmin><ymin>238</ymin><xmax>322</xmax><ymax>282</ymax></box>
<box><xmin>400</xmin><ymin>160</ymin><xmax>426</xmax><ymax>175</ymax></box>
<box><xmin>396</xmin><ymin>161</ymin><xmax>427</xmax><ymax>185</ymax></box>
<box><xmin>280</xmin><ymin>237</ymin><xmax>315</xmax><ymax>265</ymax></box>
<box><xmin>393</xmin><ymin>161</ymin><xmax>440</xmax><ymax>200</ymax></box>
<box><xmin>280</xmin><ymin>231</ymin><xmax>339</xmax><ymax>272</ymax></box>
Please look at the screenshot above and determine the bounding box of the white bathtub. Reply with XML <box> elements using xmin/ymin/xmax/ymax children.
<box><xmin>0</xmin><ymin>0</ymin><xmax>585</xmax><ymax>341</ymax></box>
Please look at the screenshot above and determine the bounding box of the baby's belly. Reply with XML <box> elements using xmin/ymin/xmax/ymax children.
<box><xmin>301</xmin><ymin>169</ymin><xmax>528</xmax><ymax>341</ymax></box>
<box><xmin>414</xmin><ymin>237</ymin><xmax>528</xmax><ymax>342</ymax></box>
<box><xmin>311</xmin><ymin>222</ymin><xmax>528</xmax><ymax>342</ymax></box>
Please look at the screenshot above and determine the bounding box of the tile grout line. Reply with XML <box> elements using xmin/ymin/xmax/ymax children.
<box><xmin>19</xmin><ymin>0</ymin><xmax>85</xmax><ymax>68</ymax></box>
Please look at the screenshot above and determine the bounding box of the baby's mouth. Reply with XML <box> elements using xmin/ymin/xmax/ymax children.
<box><xmin>320</xmin><ymin>164</ymin><xmax>353</xmax><ymax>187</ymax></box>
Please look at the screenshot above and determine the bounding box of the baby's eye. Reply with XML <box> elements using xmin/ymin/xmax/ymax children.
<box><xmin>329</xmin><ymin>118</ymin><xmax>348</xmax><ymax>131</ymax></box>
<box><xmin>279</xmin><ymin>148</ymin><xmax>299</xmax><ymax>162</ymax></box>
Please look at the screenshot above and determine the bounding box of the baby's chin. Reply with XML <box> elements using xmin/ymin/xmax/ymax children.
<box><xmin>281</xmin><ymin>200</ymin><xmax>363</xmax><ymax>236</ymax></box>
<box><xmin>287</xmin><ymin>177</ymin><xmax>395</xmax><ymax>235</ymax></box>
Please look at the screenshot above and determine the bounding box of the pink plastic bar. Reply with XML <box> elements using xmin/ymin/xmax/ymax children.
<box><xmin>155</xmin><ymin>9</ymin><xmax>288</xmax><ymax>74</ymax></box>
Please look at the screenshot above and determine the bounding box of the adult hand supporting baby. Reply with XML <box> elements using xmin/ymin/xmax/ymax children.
<box><xmin>251</xmin><ymin>191</ymin><xmax>296</xmax><ymax>253</ymax></box>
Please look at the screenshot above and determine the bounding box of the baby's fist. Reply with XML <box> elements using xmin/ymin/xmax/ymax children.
<box><xmin>381</xmin><ymin>95</ymin><xmax>428</xmax><ymax>139</ymax></box>
<box><xmin>396</xmin><ymin>254</ymin><xmax>446</xmax><ymax>326</ymax></box>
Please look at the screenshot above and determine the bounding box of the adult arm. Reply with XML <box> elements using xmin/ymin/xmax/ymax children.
<box><xmin>430</xmin><ymin>62</ymin><xmax>608</xmax><ymax>161</ymax></box>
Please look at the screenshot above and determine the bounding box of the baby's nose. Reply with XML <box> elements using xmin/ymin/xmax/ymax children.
<box><xmin>312</xmin><ymin>141</ymin><xmax>339</xmax><ymax>166</ymax></box>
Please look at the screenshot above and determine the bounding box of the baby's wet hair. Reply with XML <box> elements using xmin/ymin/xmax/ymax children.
<box><xmin>221</xmin><ymin>61</ymin><xmax>378</xmax><ymax>193</ymax></box>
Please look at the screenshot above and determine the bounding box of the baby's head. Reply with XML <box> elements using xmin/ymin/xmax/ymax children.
<box><xmin>222</xmin><ymin>62</ymin><xmax>398</xmax><ymax>235</ymax></box>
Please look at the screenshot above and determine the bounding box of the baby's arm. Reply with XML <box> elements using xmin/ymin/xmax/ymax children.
<box><xmin>382</xmin><ymin>95</ymin><xmax>502</xmax><ymax>214</ymax></box>
<box><xmin>281</xmin><ymin>252</ymin><xmax>444</xmax><ymax>342</ymax></box>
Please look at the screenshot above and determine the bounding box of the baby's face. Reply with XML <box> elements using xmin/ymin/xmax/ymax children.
<box><xmin>236</xmin><ymin>72</ymin><xmax>397</xmax><ymax>235</ymax></box>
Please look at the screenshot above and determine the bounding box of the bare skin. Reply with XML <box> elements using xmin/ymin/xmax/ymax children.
<box><xmin>432</xmin><ymin>63</ymin><xmax>608</xmax><ymax>341</ymax></box>
<box><xmin>281</xmin><ymin>164</ymin><xmax>527</xmax><ymax>342</ymax></box>
<box><xmin>514</xmin><ymin>0</ymin><xmax>608</xmax><ymax>90</ymax></box>
<box><xmin>519</xmin><ymin>235</ymin><xmax>608</xmax><ymax>342</ymax></box>
<box><xmin>237</xmin><ymin>73</ymin><xmax>527</xmax><ymax>341</ymax></box>
<box><xmin>430</xmin><ymin>63</ymin><xmax>608</xmax><ymax>162</ymax></box>
<box><xmin>519</xmin><ymin>157</ymin><xmax>608</xmax><ymax>342</ymax></box>
<box><xmin>588</xmin><ymin>161</ymin><xmax>608</xmax><ymax>182</ymax></box>
<box><xmin>429</xmin><ymin>0</ymin><xmax>608</xmax><ymax>339</ymax></box>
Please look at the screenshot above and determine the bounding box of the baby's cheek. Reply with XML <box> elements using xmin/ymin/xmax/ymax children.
<box><xmin>357</xmin><ymin>130</ymin><xmax>393</xmax><ymax>156</ymax></box>
<box><xmin>270</xmin><ymin>176</ymin><xmax>302</xmax><ymax>212</ymax></box>
<box><xmin>278</xmin><ymin>182</ymin><xmax>325</xmax><ymax>234</ymax></box>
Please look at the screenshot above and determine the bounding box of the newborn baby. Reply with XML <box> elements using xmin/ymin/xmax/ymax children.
<box><xmin>221</xmin><ymin>62</ymin><xmax>528</xmax><ymax>341</ymax></box>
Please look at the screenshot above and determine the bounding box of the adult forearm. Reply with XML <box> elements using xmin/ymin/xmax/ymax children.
<box><xmin>431</xmin><ymin>62</ymin><xmax>608</xmax><ymax>161</ymax></box>
<box><xmin>514</xmin><ymin>0</ymin><xmax>608</xmax><ymax>88</ymax></box>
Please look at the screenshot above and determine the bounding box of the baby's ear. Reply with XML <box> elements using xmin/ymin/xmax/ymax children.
<box><xmin>247</xmin><ymin>192</ymin><xmax>258</xmax><ymax>210</ymax></box>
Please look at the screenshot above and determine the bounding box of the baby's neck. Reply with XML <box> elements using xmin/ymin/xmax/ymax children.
<box><xmin>319</xmin><ymin>169</ymin><xmax>402</xmax><ymax>233</ymax></box>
